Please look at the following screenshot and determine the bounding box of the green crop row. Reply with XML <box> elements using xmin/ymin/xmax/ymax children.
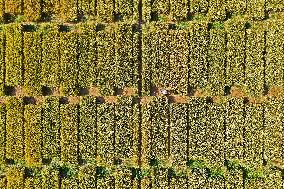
<box><xmin>77</xmin><ymin>23</ymin><xmax>97</xmax><ymax>89</ymax></box>
<box><xmin>244</xmin><ymin>22</ymin><xmax>265</xmax><ymax>97</ymax></box>
<box><xmin>96</xmin><ymin>102</ymin><xmax>115</xmax><ymax>165</ymax></box>
<box><xmin>41</xmin><ymin>23</ymin><xmax>60</xmax><ymax>88</ymax></box>
<box><xmin>24</xmin><ymin>105</ymin><xmax>42</xmax><ymax>166</ymax></box>
<box><xmin>114</xmin><ymin>23</ymin><xmax>139</xmax><ymax>93</ymax></box>
<box><xmin>142</xmin><ymin>22</ymin><xmax>188</xmax><ymax>95</ymax></box>
<box><xmin>60</xmin><ymin>104</ymin><xmax>79</xmax><ymax>164</ymax></box>
<box><xmin>6</xmin><ymin>97</ymin><xmax>24</xmax><ymax>161</ymax></box>
<box><xmin>60</xmin><ymin>29</ymin><xmax>79</xmax><ymax>96</ymax></box>
<box><xmin>169</xmin><ymin>103</ymin><xmax>188</xmax><ymax>167</ymax></box>
<box><xmin>189</xmin><ymin>21</ymin><xmax>209</xmax><ymax>92</ymax></box>
<box><xmin>265</xmin><ymin>19</ymin><xmax>284</xmax><ymax>90</ymax></box>
<box><xmin>4</xmin><ymin>23</ymin><xmax>23</xmax><ymax>87</ymax></box>
<box><xmin>141</xmin><ymin>96</ymin><xmax>169</xmax><ymax>167</ymax></box>
<box><xmin>78</xmin><ymin>96</ymin><xmax>97</xmax><ymax>163</ymax></box>
<box><xmin>115</xmin><ymin>96</ymin><xmax>139</xmax><ymax>165</ymax></box>
<box><xmin>244</xmin><ymin>103</ymin><xmax>263</xmax><ymax>169</ymax></box>
<box><xmin>225</xmin><ymin>16</ymin><xmax>246</xmax><ymax>90</ymax></box>
<box><xmin>23</xmin><ymin>29</ymin><xmax>42</xmax><ymax>96</ymax></box>
<box><xmin>41</xmin><ymin>97</ymin><xmax>60</xmax><ymax>161</ymax></box>
<box><xmin>206</xmin><ymin>22</ymin><xmax>226</xmax><ymax>96</ymax></box>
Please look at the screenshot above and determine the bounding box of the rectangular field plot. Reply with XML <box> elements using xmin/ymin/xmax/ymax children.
<box><xmin>141</xmin><ymin>96</ymin><xmax>169</xmax><ymax>167</ymax></box>
<box><xmin>207</xmin><ymin>23</ymin><xmax>226</xmax><ymax>96</ymax></box>
<box><xmin>78</xmin><ymin>165</ymin><xmax>96</xmax><ymax>188</ymax></box>
<box><xmin>224</xmin><ymin>97</ymin><xmax>244</xmax><ymax>161</ymax></box>
<box><xmin>60</xmin><ymin>29</ymin><xmax>79</xmax><ymax>96</ymax></box>
<box><xmin>60</xmin><ymin>104</ymin><xmax>79</xmax><ymax>164</ymax></box>
<box><xmin>225</xmin><ymin>17</ymin><xmax>246</xmax><ymax>90</ymax></box>
<box><xmin>168</xmin><ymin>27</ymin><xmax>189</xmax><ymax>95</ymax></box>
<box><xmin>6</xmin><ymin>166</ymin><xmax>24</xmax><ymax>189</ymax></box>
<box><xmin>96</xmin><ymin>0</ymin><xmax>114</xmax><ymax>22</ymax></box>
<box><xmin>61</xmin><ymin>178</ymin><xmax>79</xmax><ymax>189</ymax></box>
<box><xmin>142</xmin><ymin>22</ymin><xmax>189</xmax><ymax>95</ymax></box>
<box><xmin>77</xmin><ymin>23</ymin><xmax>97</xmax><ymax>89</ymax></box>
<box><xmin>244</xmin><ymin>103</ymin><xmax>264</xmax><ymax>167</ymax></box>
<box><xmin>245</xmin><ymin>22</ymin><xmax>265</xmax><ymax>97</ymax></box>
<box><xmin>97</xmin><ymin>103</ymin><xmax>115</xmax><ymax>165</ymax></box>
<box><xmin>78</xmin><ymin>0</ymin><xmax>95</xmax><ymax>19</ymax></box>
<box><xmin>41</xmin><ymin>97</ymin><xmax>60</xmax><ymax>161</ymax></box>
<box><xmin>5</xmin><ymin>0</ymin><xmax>22</xmax><ymax>15</ymax></box>
<box><xmin>208</xmin><ymin>0</ymin><xmax>226</xmax><ymax>21</ymax></box>
<box><xmin>205</xmin><ymin>99</ymin><xmax>225</xmax><ymax>167</ymax></box>
<box><xmin>247</xmin><ymin>0</ymin><xmax>265</xmax><ymax>20</ymax></box>
<box><xmin>79</xmin><ymin>96</ymin><xmax>97</xmax><ymax>163</ymax></box>
<box><xmin>23</xmin><ymin>28</ymin><xmax>42</xmax><ymax>96</ymax></box>
<box><xmin>115</xmin><ymin>167</ymin><xmax>133</xmax><ymax>188</ymax></box>
<box><xmin>6</xmin><ymin>97</ymin><xmax>24</xmax><ymax>161</ymax></box>
<box><xmin>114</xmin><ymin>23</ymin><xmax>139</xmax><ymax>95</ymax></box>
<box><xmin>115</xmin><ymin>96</ymin><xmax>139</xmax><ymax>165</ymax></box>
<box><xmin>96</xmin><ymin>25</ymin><xmax>116</xmax><ymax>95</ymax></box>
<box><xmin>24</xmin><ymin>105</ymin><xmax>42</xmax><ymax>166</ymax></box>
<box><xmin>188</xmin><ymin>98</ymin><xmax>207</xmax><ymax>161</ymax></box>
<box><xmin>24</xmin><ymin>176</ymin><xmax>42</xmax><ymax>189</ymax></box>
<box><xmin>226</xmin><ymin>0</ymin><xmax>246</xmax><ymax>16</ymax></box>
<box><xmin>142</xmin><ymin>23</ymin><xmax>168</xmax><ymax>95</ymax></box>
<box><xmin>267</xmin><ymin>0</ymin><xmax>284</xmax><ymax>12</ymax></box>
<box><xmin>5</xmin><ymin>23</ymin><xmax>23</xmax><ymax>87</ymax></box>
<box><xmin>264</xmin><ymin>98</ymin><xmax>283</xmax><ymax>163</ymax></box>
<box><xmin>115</xmin><ymin>0</ymin><xmax>139</xmax><ymax>21</ymax></box>
<box><xmin>142</xmin><ymin>0</ymin><xmax>170</xmax><ymax>21</ymax></box>
<box><xmin>170</xmin><ymin>103</ymin><xmax>188</xmax><ymax>167</ymax></box>
<box><xmin>188</xmin><ymin>21</ymin><xmax>209</xmax><ymax>92</ymax></box>
<box><xmin>23</xmin><ymin>0</ymin><xmax>41</xmax><ymax>21</ymax></box>
<box><xmin>265</xmin><ymin>20</ymin><xmax>284</xmax><ymax>91</ymax></box>
<box><xmin>41</xmin><ymin>23</ymin><xmax>60</xmax><ymax>89</ymax></box>
<box><xmin>42</xmin><ymin>166</ymin><xmax>60</xmax><ymax>189</ymax></box>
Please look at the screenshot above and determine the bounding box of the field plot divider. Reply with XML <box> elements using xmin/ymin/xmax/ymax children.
<box><xmin>262</xmin><ymin>101</ymin><xmax>265</xmax><ymax>166</ymax></box>
<box><xmin>138</xmin><ymin>0</ymin><xmax>143</xmax><ymax>96</ymax></box>
<box><xmin>76</xmin><ymin>101</ymin><xmax>80</xmax><ymax>165</ymax></box>
<box><xmin>242</xmin><ymin>98</ymin><xmax>246</xmax><ymax>188</ymax></box>
<box><xmin>137</xmin><ymin>0</ymin><xmax>143</xmax><ymax>186</ymax></box>
<box><xmin>263</xmin><ymin>30</ymin><xmax>267</xmax><ymax>95</ymax></box>
<box><xmin>22</xmin><ymin>97</ymin><xmax>25</xmax><ymax>163</ymax></box>
<box><xmin>21</xmin><ymin>25</ymin><xmax>24</xmax><ymax>93</ymax></box>
<box><xmin>243</xmin><ymin>23</ymin><xmax>247</xmax><ymax>93</ymax></box>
